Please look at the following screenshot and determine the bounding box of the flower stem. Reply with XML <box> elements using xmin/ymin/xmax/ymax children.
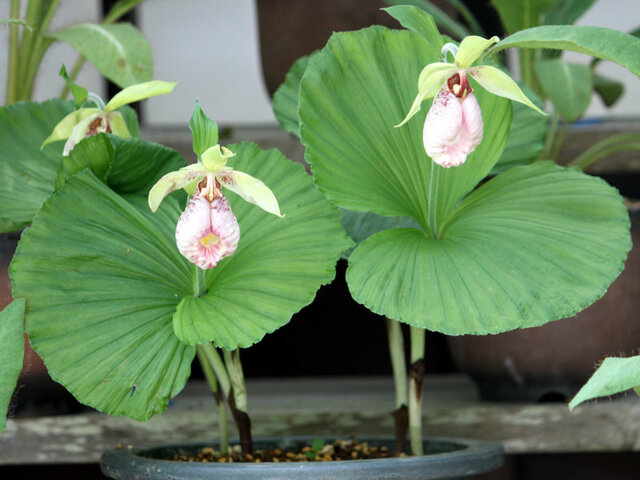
<box><xmin>408</xmin><ymin>327</ymin><xmax>425</xmax><ymax>456</ymax></box>
<box><xmin>196</xmin><ymin>346</ymin><xmax>229</xmax><ymax>453</ymax></box>
<box><xmin>224</xmin><ymin>349</ymin><xmax>252</xmax><ymax>455</ymax></box>
<box><xmin>427</xmin><ymin>161</ymin><xmax>440</xmax><ymax>237</ymax></box>
<box><xmin>194</xmin><ymin>265</ymin><xmax>207</xmax><ymax>297</ymax></box>
<box><xmin>386</xmin><ymin>318</ymin><xmax>408</xmax><ymax>453</ymax></box>
<box><xmin>6</xmin><ymin>0</ymin><xmax>21</xmax><ymax>105</ymax></box>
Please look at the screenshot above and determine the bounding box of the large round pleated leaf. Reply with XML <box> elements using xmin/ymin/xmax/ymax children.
<box><xmin>0</xmin><ymin>99</ymin><xmax>73</xmax><ymax>232</ymax></box>
<box><xmin>10</xmin><ymin>170</ymin><xmax>195</xmax><ymax>421</ymax></box>
<box><xmin>172</xmin><ymin>142</ymin><xmax>352</xmax><ymax>349</ymax></box>
<box><xmin>299</xmin><ymin>26</ymin><xmax>511</xmax><ymax>233</ymax></box>
<box><xmin>346</xmin><ymin>162</ymin><xmax>630</xmax><ymax>334</ymax></box>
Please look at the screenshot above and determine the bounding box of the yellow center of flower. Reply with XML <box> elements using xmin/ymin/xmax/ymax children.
<box><xmin>200</xmin><ymin>233</ymin><xmax>218</xmax><ymax>247</ymax></box>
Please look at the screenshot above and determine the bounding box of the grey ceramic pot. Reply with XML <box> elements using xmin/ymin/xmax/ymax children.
<box><xmin>100</xmin><ymin>436</ymin><xmax>504</xmax><ymax>480</ymax></box>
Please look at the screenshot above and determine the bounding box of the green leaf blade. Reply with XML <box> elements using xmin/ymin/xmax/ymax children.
<box><xmin>0</xmin><ymin>299</ymin><xmax>25</xmax><ymax>433</ymax></box>
<box><xmin>534</xmin><ymin>59</ymin><xmax>592</xmax><ymax>122</ymax></box>
<box><xmin>347</xmin><ymin>162</ymin><xmax>630</xmax><ymax>334</ymax></box>
<box><xmin>272</xmin><ymin>53</ymin><xmax>315</xmax><ymax>138</ymax></box>
<box><xmin>383</xmin><ymin>5</ymin><xmax>443</xmax><ymax>48</ymax></box>
<box><xmin>49</xmin><ymin>23</ymin><xmax>153</xmax><ymax>88</ymax></box>
<box><xmin>10</xmin><ymin>171</ymin><xmax>195</xmax><ymax>421</ymax></box>
<box><xmin>0</xmin><ymin>99</ymin><xmax>74</xmax><ymax>232</ymax></box>
<box><xmin>489</xmin><ymin>26</ymin><xmax>640</xmax><ymax>77</ymax></box>
<box><xmin>570</xmin><ymin>356</ymin><xmax>640</xmax><ymax>410</ymax></box>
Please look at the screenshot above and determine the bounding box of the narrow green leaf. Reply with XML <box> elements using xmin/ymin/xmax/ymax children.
<box><xmin>491</xmin><ymin>0</ymin><xmax>555</xmax><ymax>34</ymax></box>
<box><xmin>172</xmin><ymin>143</ymin><xmax>352</xmax><ymax>348</ymax></box>
<box><xmin>58</xmin><ymin>65</ymin><xmax>88</xmax><ymax>108</ymax></box>
<box><xmin>273</xmin><ymin>52</ymin><xmax>316</xmax><ymax>137</ymax></box>
<box><xmin>385</xmin><ymin>0</ymin><xmax>469</xmax><ymax>40</ymax></box>
<box><xmin>107</xmin><ymin>136</ymin><xmax>186</xmax><ymax>196</ymax></box>
<box><xmin>0</xmin><ymin>99</ymin><xmax>74</xmax><ymax>232</ymax></box>
<box><xmin>10</xmin><ymin>171</ymin><xmax>195</xmax><ymax>421</ymax></box>
<box><xmin>0</xmin><ymin>299</ymin><xmax>25</xmax><ymax>433</ymax></box>
<box><xmin>488</xmin><ymin>26</ymin><xmax>640</xmax><ymax>77</ymax></box>
<box><xmin>189</xmin><ymin>101</ymin><xmax>218</xmax><ymax>157</ymax></box>
<box><xmin>49</xmin><ymin>23</ymin><xmax>153</xmax><ymax>88</ymax></box>
<box><xmin>346</xmin><ymin>162</ymin><xmax>630</xmax><ymax>334</ymax></box>
<box><xmin>55</xmin><ymin>134</ymin><xmax>115</xmax><ymax>191</ymax></box>
<box><xmin>570</xmin><ymin>356</ymin><xmax>640</xmax><ymax>410</ymax></box>
<box><xmin>534</xmin><ymin>59</ymin><xmax>592</xmax><ymax>123</ymax></box>
<box><xmin>383</xmin><ymin>6</ymin><xmax>443</xmax><ymax>48</ymax></box>
<box><xmin>592</xmin><ymin>73</ymin><xmax>624</xmax><ymax>107</ymax></box>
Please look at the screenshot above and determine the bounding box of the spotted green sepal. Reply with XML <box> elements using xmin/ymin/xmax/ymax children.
<box><xmin>104</xmin><ymin>80</ymin><xmax>177</xmax><ymax>113</ymax></box>
<box><xmin>455</xmin><ymin>35</ymin><xmax>500</xmax><ymax>69</ymax></box>
<box><xmin>469</xmin><ymin>65</ymin><xmax>546</xmax><ymax>115</ymax></box>
<box><xmin>396</xmin><ymin>62</ymin><xmax>456</xmax><ymax>127</ymax></box>
<box><xmin>148</xmin><ymin>164</ymin><xmax>207</xmax><ymax>212</ymax></box>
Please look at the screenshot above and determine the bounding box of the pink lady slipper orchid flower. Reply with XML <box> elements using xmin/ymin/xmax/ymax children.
<box><xmin>396</xmin><ymin>36</ymin><xmax>544</xmax><ymax>168</ymax></box>
<box><xmin>42</xmin><ymin>81</ymin><xmax>177</xmax><ymax>155</ymax></box>
<box><xmin>148</xmin><ymin>144</ymin><xmax>282</xmax><ymax>269</ymax></box>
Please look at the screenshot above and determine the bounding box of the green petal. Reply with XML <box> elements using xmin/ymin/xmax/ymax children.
<box><xmin>148</xmin><ymin>164</ymin><xmax>206</xmax><ymax>212</ymax></box>
<box><xmin>396</xmin><ymin>62</ymin><xmax>456</xmax><ymax>127</ymax></box>
<box><xmin>217</xmin><ymin>168</ymin><xmax>282</xmax><ymax>217</ymax></box>
<box><xmin>455</xmin><ymin>35</ymin><xmax>499</xmax><ymax>69</ymax></box>
<box><xmin>107</xmin><ymin>111</ymin><xmax>132</xmax><ymax>138</ymax></box>
<box><xmin>41</xmin><ymin>108</ymin><xmax>100</xmax><ymax>149</ymax></box>
<box><xmin>469</xmin><ymin>65</ymin><xmax>546</xmax><ymax>114</ymax></box>
<box><xmin>104</xmin><ymin>80</ymin><xmax>177</xmax><ymax>112</ymax></box>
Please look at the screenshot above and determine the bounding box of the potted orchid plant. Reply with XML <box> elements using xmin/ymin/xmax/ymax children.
<box><xmin>272</xmin><ymin>3</ymin><xmax>636</xmax><ymax>457</ymax></box>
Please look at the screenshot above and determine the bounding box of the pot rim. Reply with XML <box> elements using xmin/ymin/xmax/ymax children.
<box><xmin>100</xmin><ymin>436</ymin><xmax>504</xmax><ymax>480</ymax></box>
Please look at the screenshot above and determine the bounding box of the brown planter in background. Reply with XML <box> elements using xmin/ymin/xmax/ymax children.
<box><xmin>256</xmin><ymin>0</ymin><xmax>456</xmax><ymax>96</ymax></box>
<box><xmin>447</xmin><ymin>203</ymin><xmax>640</xmax><ymax>402</ymax></box>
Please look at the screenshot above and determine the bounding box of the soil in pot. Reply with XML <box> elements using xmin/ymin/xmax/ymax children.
<box><xmin>101</xmin><ymin>436</ymin><xmax>504</xmax><ymax>480</ymax></box>
<box><xmin>447</xmin><ymin>201</ymin><xmax>640</xmax><ymax>402</ymax></box>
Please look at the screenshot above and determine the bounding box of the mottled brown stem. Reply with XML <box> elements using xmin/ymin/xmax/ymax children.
<box><xmin>232</xmin><ymin>408</ymin><xmax>253</xmax><ymax>455</ymax></box>
<box><xmin>393</xmin><ymin>404</ymin><xmax>409</xmax><ymax>453</ymax></box>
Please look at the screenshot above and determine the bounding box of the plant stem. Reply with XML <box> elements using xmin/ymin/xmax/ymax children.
<box><xmin>20</xmin><ymin>0</ymin><xmax>60</xmax><ymax>100</ymax></box>
<box><xmin>199</xmin><ymin>342</ymin><xmax>232</xmax><ymax>398</ymax></box>
<box><xmin>196</xmin><ymin>346</ymin><xmax>229</xmax><ymax>453</ymax></box>
<box><xmin>224</xmin><ymin>349</ymin><xmax>252</xmax><ymax>455</ymax></box>
<box><xmin>385</xmin><ymin>318</ymin><xmax>408</xmax><ymax>453</ymax></box>
<box><xmin>408</xmin><ymin>327</ymin><xmax>425</xmax><ymax>456</ymax></box>
<box><xmin>6</xmin><ymin>0</ymin><xmax>21</xmax><ymax>105</ymax></box>
<box><xmin>539</xmin><ymin>110</ymin><xmax>559</xmax><ymax>161</ymax></box>
<box><xmin>550</xmin><ymin>122</ymin><xmax>568</xmax><ymax>162</ymax></box>
<box><xmin>427</xmin><ymin>161</ymin><xmax>440</xmax><ymax>237</ymax></box>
